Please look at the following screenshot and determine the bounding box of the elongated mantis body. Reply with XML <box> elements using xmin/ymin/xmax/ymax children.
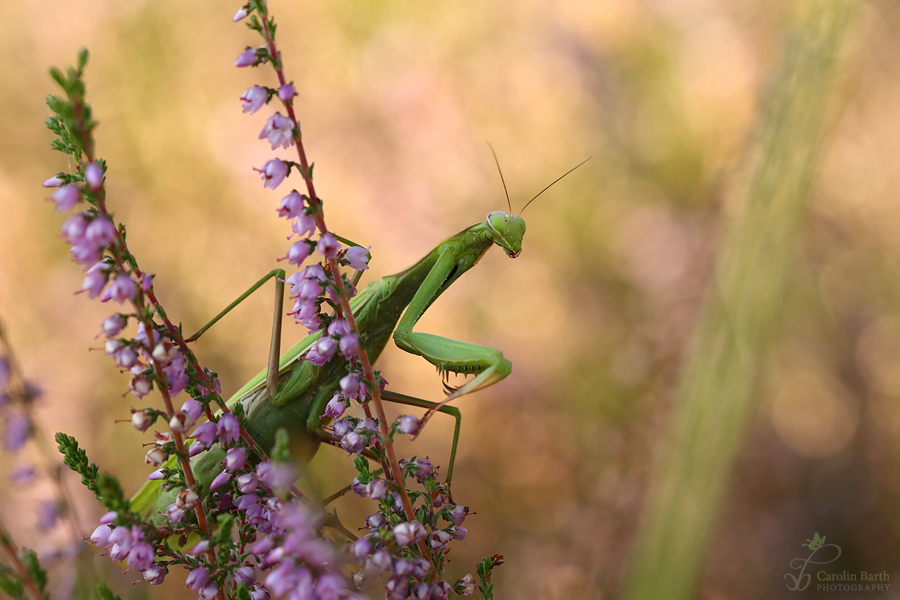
<box><xmin>131</xmin><ymin>156</ymin><xmax>589</xmax><ymax>519</ymax></box>
<box><xmin>131</xmin><ymin>210</ymin><xmax>526</xmax><ymax>518</ymax></box>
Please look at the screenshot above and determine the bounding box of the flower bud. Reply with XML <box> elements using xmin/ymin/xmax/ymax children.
<box><xmin>84</xmin><ymin>162</ymin><xmax>103</xmax><ymax>190</ymax></box>
<box><xmin>145</xmin><ymin>446</ymin><xmax>166</xmax><ymax>466</ymax></box>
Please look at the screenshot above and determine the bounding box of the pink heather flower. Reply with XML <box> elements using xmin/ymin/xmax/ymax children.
<box><xmin>431</xmin><ymin>581</ymin><xmax>452</xmax><ymax>600</ymax></box>
<box><xmin>259</xmin><ymin>113</ymin><xmax>295</xmax><ymax>150</ymax></box>
<box><xmin>250</xmin><ymin>586</ymin><xmax>269</xmax><ymax>600</ymax></box>
<box><xmin>101</xmin><ymin>313</ymin><xmax>126</xmax><ymax>337</ymax></box>
<box><xmin>364</xmin><ymin>513</ymin><xmax>386</xmax><ymax>532</ymax></box>
<box><xmin>302</xmin><ymin>263</ymin><xmax>328</xmax><ymax>282</ymax></box>
<box><xmin>10</xmin><ymin>464</ymin><xmax>36</xmax><ymax>485</ymax></box>
<box><xmin>152</xmin><ymin>340</ymin><xmax>179</xmax><ymax>366</ymax></box>
<box><xmin>101</xmin><ymin>273</ymin><xmax>137</xmax><ymax>304</ymax></box>
<box><xmin>127</xmin><ymin>541</ymin><xmax>155</xmax><ymax>570</ymax></box>
<box><xmin>89</xmin><ymin>525</ymin><xmax>113</xmax><ymax>547</ymax></box>
<box><xmin>42</xmin><ymin>175</ymin><xmax>62</xmax><ymax>188</ymax></box>
<box><xmin>69</xmin><ymin>242</ymin><xmax>99</xmax><ymax>266</ymax></box>
<box><xmin>85</xmin><ymin>216</ymin><xmax>116</xmax><ymax>247</ymax></box>
<box><xmin>344</xmin><ymin>245</ymin><xmax>371</xmax><ymax>270</ymax></box>
<box><xmin>256</xmin><ymin>460</ymin><xmax>296</xmax><ymax>490</ymax></box>
<box><xmin>84</xmin><ymin>162</ymin><xmax>103</xmax><ymax>190</ymax></box>
<box><xmin>168</xmin><ymin>411</ymin><xmax>193</xmax><ymax>433</ymax></box>
<box><xmin>323</xmin><ymin>395</ymin><xmax>346</xmax><ymax>420</ymax></box>
<box><xmin>236</xmin><ymin>472</ymin><xmax>258</xmax><ymax>493</ymax></box>
<box><xmin>278</xmin><ymin>84</ymin><xmax>296</xmax><ymax>102</ymax></box>
<box><xmin>339</xmin><ymin>333</ymin><xmax>359</xmax><ymax>359</ymax></box>
<box><xmin>190</xmin><ymin>421</ymin><xmax>218</xmax><ymax>449</ymax></box>
<box><xmin>234</xmin><ymin>565</ymin><xmax>256</xmax><ymax>585</ymax></box>
<box><xmin>99</xmin><ymin>511</ymin><xmax>117</xmax><ymax>525</ymax></box>
<box><xmin>316</xmin><ymin>233</ymin><xmax>340</xmax><ymax>259</ymax></box>
<box><xmin>292</xmin><ymin>212</ymin><xmax>316</xmax><ymax>238</ymax></box>
<box><xmin>350</xmin><ymin>476</ymin><xmax>367</xmax><ymax>497</ymax></box>
<box><xmin>131</xmin><ymin>409</ymin><xmax>152</xmax><ymax>432</ymax></box>
<box><xmin>210</xmin><ymin>471</ymin><xmax>231</xmax><ymax>491</ymax></box>
<box><xmin>298</xmin><ymin>278</ymin><xmax>323</xmax><ymax>303</ymax></box>
<box><xmin>349</xmin><ymin>537</ymin><xmax>371</xmax><ymax>562</ymax></box>
<box><xmin>109</xmin><ymin>342</ymin><xmax>138</xmax><ymax>369</ymax></box>
<box><xmin>225</xmin><ymin>447</ymin><xmax>247</xmax><ymax>472</ymax></box>
<box><xmin>332</xmin><ymin>418</ymin><xmax>353</xmax><ymax>439</ymax></box>
<box><xmin>410</xmin><ymin>457</ymin><xmax>434</xmax><ymax>480</ymax></box>
<box><xmin>429</xmin><ymin>530</ymin><xmax>451</xmax><ymax>552</ymax></box>
<box><xmin>164</xmin><ymin>354</ymin><xmax>189</xmax><ymax>397</ymax></box>
<box><xmin>240</xmin><ymin>85</ymin><xmax>267</xmax><ymax>114</ymax></box>
<box><xmin>142</xmin><ymin>274</ymin><xmax>153</xmax><ymax>292</ymax></box>
<box><xmin>82</xmin><ymin>262</ymin><xmax>109</xmax><ymax>299</ymax></box>
<box><xmin>143</xmin><ymin>564</ymin><xmax>166</xmax><ymax>585</ymax></box>
<box><xmin>108</xmin><ymin>526</ymin><xmax>133</xmax><ymax>552</ymax></box>
<box><xmin>452</xmin><ymin>526</ymin><xmax>467</xmax><ymax>540</ymax></box>
<box><xmin>165</xmin><ymin>503</ymin><xmax>185</xmax><ymax>524</ymax></box>
<box><xmin>177</xmin><ymin>489</ymin><xmax>200</xmax><ymax>511</ymax></box>
<box><xmin>396</xmin><ymin>415</ymin><xmax>419</xmax><ymax>435</ymax></box>
<box><xmin>386</xmin><ymin>577</ymin><xmax>409</xmax><ymax>600</ymax></box>
<box><xmin>339</xmin><ymin>373</ymin><xmax>360</xmax><ymax>397</ymax></box>
<box><xmin>277</xmin><ymin>191</ymin><xmax>305</xmax><ymax>218</ymax></box>
<box><xmin>36</xmin><ymin>500</ymin><xmax>60</xmax><ymax>531</ymax></box>
<box><xmin>456</xmin><ymin>574</ymin><xmax>476</xmax><ymax>596</ymax></box>
<box><xmin>315</xmin><ymin>574</ymin><xmax>345</xmax><ymax>600</ymax></box>
<box><xmin>217</xmin><ymin>413</ymin><xmax>240</xmax><ymax>444</ymax></box>
<box><xmin>60</xmin><ymin>213</ymin><xmax>88</xmax><ymax>243</ymax></box>
<box><xmin>365</xmin><ymin>478</ymin><xmax>387</xmax><ymax>500</ymax></box>
<box><xmin>307</xmin><ymin>337</ymin><xmax>338</xmax><ymax>366</ymax></box>
<box><xmin>50</xmin><ymin>185</ymin><xmax>80</xmax><ymax>212</ymax></box>
<box><xmin>3</xmin><ymin>412</ymin><xmax>30</xmax><ymax>452</ymax></box>
<box><xmin>257</xmin><ymin>159</ymin><xmax>288</xmax><ymax>189</ymax></box>
<box><xmin>448</xmin><ymin>504</ymin><xmax>468</xmax><ymax>526</ymax></box>
<box><xmin>145</xmin><ymin>446</ymin><xmax>166</xmax><ymax>466</ymax></box>
<box><xmin>135</xmin><ymin>322</ymin><xmax>160</xmax><ymax>347</ymax></box>
<box><xmin>327</xmin><ymin>319</ymin><xmax>350</xmax><ymax>337</ymax></box>
<box><xmin>186</xmin><ymin>567</ymin><xmax>210</xmax><ymax>591</ymax></box>
<box><xmin>181</xmin><ymin>398</ymin><xmax>203</xmax><ymax>422</ymax></box>
<box><xmin>235</xmin><ymin>47</ymin><xmax>259</xmax><ymax>67</ymax></box>
<box><xmin>340</xmin><ymin>431</ymin><xmax>366</xmax><ymax>455</ymax></box>
<box><xmin>147</xmin><ymin>469</ymin><xmax>165</xmax><ymax>480</ymax></box>
<box><xmin>287</xmin><ymin>240</ymin><xmax>311</xmax><ymax>266</ymax></box>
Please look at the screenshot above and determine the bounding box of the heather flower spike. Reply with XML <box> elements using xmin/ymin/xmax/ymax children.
<box><xmin>37</xmin><ymin>6</ymin><xmax>509</xmax><ymax>597</ymax></box>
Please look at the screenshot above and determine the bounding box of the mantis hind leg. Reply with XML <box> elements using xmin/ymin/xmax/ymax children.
<box><xmin>183</xmin><ymin>268</ymin><xmax>286</xmax><ymax>403</ymax></box>
<box><xmin>381</xmin><ymin>389</ymin><xmax>462</xmax><ymax>488</ymax></box>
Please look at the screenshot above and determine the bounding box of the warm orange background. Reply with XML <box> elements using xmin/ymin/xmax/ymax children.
<box><xmin>1</xmin><ymin>1</ymin><xmax>898</xmax><ymax>599</ymax></box>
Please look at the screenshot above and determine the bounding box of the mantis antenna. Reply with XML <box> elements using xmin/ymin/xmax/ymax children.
<box><xmin>518</xmin><ymin>156</ymin><xmax>592</xmax><ymax>216</ymax></box>
<box><xmin>487</xmin><ymin>142</ymin><xmax>513</xmax><ymax>213</ymax></box>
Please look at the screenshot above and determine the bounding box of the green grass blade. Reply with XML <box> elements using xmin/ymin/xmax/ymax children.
<box><xmin>623</xmin><ymin>2</ymin><xmax>858</xmax><ymax>599</ymax></box>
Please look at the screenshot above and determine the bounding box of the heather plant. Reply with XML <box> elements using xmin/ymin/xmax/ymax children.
<box><xmin>21</xmin><ymin>2</ymin><xmax>503</xmax><ymax>599</ymax></box>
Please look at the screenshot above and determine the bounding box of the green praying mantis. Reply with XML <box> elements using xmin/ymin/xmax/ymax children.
<box><xmin>131</xmin><ymin>153</ymin><xmax>588</xmax><ymax>519</ymax></box>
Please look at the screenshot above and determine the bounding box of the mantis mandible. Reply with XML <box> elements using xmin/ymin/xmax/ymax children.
<box><xmin>131</xmin><ymin>153</ymin><xmax>589</xmax><ymax>519</ymax></box>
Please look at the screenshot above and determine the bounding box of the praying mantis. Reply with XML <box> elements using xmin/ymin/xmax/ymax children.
<box><xmin>130</xmin><ymin>155</ymin><xmax>588</xmax><ymax>519</ymax></box>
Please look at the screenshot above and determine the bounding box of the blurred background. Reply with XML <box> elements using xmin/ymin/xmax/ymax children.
<box><xmin>0</xmin><ymin>0</ymin><xmax>895</xmax><ymax>598</ymax></box>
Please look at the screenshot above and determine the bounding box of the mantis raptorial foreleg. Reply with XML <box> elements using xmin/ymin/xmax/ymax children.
<box><xmin>393</xmin><ymin>250</ymin><xmax>512</xmax><ymax>433</ymax></box>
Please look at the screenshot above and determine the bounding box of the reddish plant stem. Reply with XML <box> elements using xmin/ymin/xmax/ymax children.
<box><xmin>258</xmin><ymin>9</ymin><xmax>434</xmax><ymax>568</ymax></box>
<box><xmin>0</xmin><ymin>518</ymin><xmax>45</xmax><ymax>600</ymax></box>
<box><xmin>74</xmin><ymin>110</ymin><xmax>221</xmax><ymax>591</ymax></box>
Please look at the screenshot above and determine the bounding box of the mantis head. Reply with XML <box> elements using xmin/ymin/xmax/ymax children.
<box><xmin>486</xmin><ymin>210</ymin><xmax>525</xmax><ymax>258</ymax></box>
